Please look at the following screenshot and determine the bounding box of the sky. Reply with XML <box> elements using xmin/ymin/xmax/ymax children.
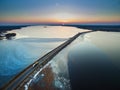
<box><xmin>0</xmin><ymin>0</ymin><xmax>120</xmax><ymax>25</ymax></box>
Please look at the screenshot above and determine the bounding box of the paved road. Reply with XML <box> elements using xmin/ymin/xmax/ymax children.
<box><xmin>1</xmin><ymin>31</ymin><xmax>93</xmax><ymax>90</ymax></box>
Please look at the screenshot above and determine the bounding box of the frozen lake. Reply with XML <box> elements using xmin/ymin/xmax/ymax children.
<box><xmin>0</xmin><ymin>26</ymin><xmax>88</xmax><ymax>87</ymax></box>
<box><xmin>0</xmin><ymin>25</ymin><xmax>120</xmax><ymax>90</ymax></box>
<box><xmin>68</xmin><ymin>31</ymin><xmax>120</xmax><ymax>89</ymax></box>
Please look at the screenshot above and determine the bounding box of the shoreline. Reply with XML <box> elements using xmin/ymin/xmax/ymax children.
<box><xmin>0</xmin><ymin>25</ymin><xmax>120</xmax><ymax>34</ymax></box>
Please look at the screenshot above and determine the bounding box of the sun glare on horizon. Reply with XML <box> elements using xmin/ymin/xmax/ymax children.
<box><xmin>51</xmin><ymin>12</ymin><xmax>77</xmax><ymax>23</ymax></box>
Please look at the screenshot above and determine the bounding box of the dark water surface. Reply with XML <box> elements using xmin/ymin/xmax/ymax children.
<box><xmin>68</xmin><ymin>42</ymin><xmax>120</xmax><ymax>90</ymax></box>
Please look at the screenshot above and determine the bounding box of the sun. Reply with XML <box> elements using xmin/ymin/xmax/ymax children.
<box><xmin>53</xmin><ymin>13</ymin><xmax>75</xmax><ymax>23</ymax></box>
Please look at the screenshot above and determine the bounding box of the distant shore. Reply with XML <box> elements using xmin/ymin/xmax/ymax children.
<box><xmin>64</xmin><ymin>25</ymin><xmax>120</xmax><ymax>32</ymax></box>
<box><xmin>0</xmin><ymin>25</ymin><xmax>120</xmax><ymax>34</ymax></box>
<box><xmin>0</xmin><ymin>25</ymin><xmax>29</xmax><ymax>33</ymax></box>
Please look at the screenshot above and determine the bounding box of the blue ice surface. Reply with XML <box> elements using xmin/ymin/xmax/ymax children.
<box><xmin>0</xmin><ymin>38</ymin><xmax>65</xmax><ymax>87</ymax></box>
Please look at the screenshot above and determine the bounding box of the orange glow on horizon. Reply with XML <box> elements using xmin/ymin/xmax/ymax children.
<box><xmin>0</xmin><ymin>15</ymin><xmax>120</xmax><ymax>24</ymax></box>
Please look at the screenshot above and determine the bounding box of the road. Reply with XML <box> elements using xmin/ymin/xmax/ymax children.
<box><xmin>1</xmin><ymin>31</ymin><xmax>93</xmax><ymax>90</ymax></box>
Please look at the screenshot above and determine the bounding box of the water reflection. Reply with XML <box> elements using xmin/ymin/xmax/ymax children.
<box><xmin>68</xmin><ymin>39</ymin><xmax>120</xmax><ymax>89</ymax></box>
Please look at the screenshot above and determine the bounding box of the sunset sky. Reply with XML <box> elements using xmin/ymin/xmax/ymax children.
<box><xmin>0</xmin><ymin>0</ymin><xmax>120</xmax><ymax>25</ymax></box>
